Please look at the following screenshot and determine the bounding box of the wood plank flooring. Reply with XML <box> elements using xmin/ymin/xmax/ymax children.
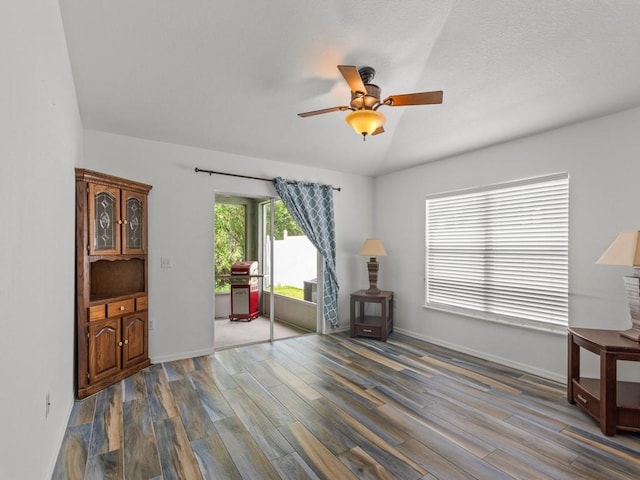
<box><xmin>52</xmin><ymin>333</ymin><xmax>640</xmax><ymax>479</ymax></box>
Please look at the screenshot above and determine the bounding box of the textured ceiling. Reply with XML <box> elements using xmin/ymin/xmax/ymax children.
<box><xmin>59</xmin><ymin>1</ymin><xmax>640</xmax><ymax>176</ymax></box>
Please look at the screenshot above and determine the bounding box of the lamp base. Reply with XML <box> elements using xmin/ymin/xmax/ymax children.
<box><xmin>620</xmin><ymin>328</ymin><xmax>640</xmax><ymax>342</ymax></box>
<box><xmin>623</xmin><ymin>274</ymin><xmax>640</xmax><ymax>342</ymax></box>
<box><xmin>366</xmin><ymin>258</ymin><xmax>380</xmax><ymax>295</ymax></box>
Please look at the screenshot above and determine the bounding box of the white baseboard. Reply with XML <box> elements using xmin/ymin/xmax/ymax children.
<box><xmin>393</xmin><ymin>327</ymin><xmax>565</xmax><ymax>384</ymax></box>
<box><xmin>151</xmin><ymin>347</ymin><xmax>215</xmax><ymax>364</ymax></box>
<box><xmin>155</xmin><ymin>327</ymin><xmax>564</xmax><ymax>383</ymax></box>
<box><xmin>327</xmin><ymin>326</ymin><xmax>349</xmax><ymax>334</ymax></box>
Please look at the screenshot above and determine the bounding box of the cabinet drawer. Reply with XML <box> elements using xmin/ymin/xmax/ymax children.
<box><xmin>88</xmin><ymin>305</ymin><xmax>106</xmax><ymax>321</ymax></box>
<box><xmin>136</xmin><ymin>296</ymin><xmax>148</xmax><ymax>311</ymax></box>
<box><xmin>107</xmin><ymin>299</ymin><xmax>135</xmax><ymax>318</ymax></box>
<box><xmin>572</xmin><ymin>380</ymin><xmax>600</xmax><ymax>420</ymax></box>
<box><xmin>355</xmin><ymin>324</ymin><xmax>383</xmax><ymax>338</ymax></box>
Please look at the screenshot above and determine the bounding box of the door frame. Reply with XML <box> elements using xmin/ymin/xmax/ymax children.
<box><xmin>213</xmin><ymin>192</ymin><xmax>275</xmax><ymax>349</ymax></box>
<box><xmin>213</xmin><ymin>192</ymin><xmax>324</xmax><ymax>349</ymax></box>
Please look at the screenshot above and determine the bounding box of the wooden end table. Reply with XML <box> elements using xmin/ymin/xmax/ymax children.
<box><xmin>350</xmin><ymin>290</ymin><xmax>393</xmax><ymax>341</ymax></box>
<box><xmin>567</xmin><ymin>327</ymin><xmax>640</xmax><ymax>436</ymax></box>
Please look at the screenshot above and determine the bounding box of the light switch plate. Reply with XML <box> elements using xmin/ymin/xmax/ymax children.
<box><xmin>161</xmin><ymin>257</ymin><xmax>172</xmax><ymax>268</ymax></box>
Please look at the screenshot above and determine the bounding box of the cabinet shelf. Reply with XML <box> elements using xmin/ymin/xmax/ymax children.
<box><xmin>89</xmin><ymin>254</ymin><xmax>146</xmax><ymax>262</ymax></box>
<box><xmin>90</xmin><ymin>258</ymin><xmax>145</xmax><ymax>299</ymax></box>
<box><xmin>568</xmin><ymin>328</ymin><xmax>640</xmax><ymax>435</ymax></box>
<box><xmin>355</xmin><ymin>315</ymin><xmax>390</xmax><ymax>326</ymax></box>
<box><xmin>576</xmin><ymin>377</ymin><xmax>640</xmax><ymax>409</ymax></box>
<box><xmin>88</xmin><ymin>292</ymin><xmax>146</xmax><ymax>305</ymax></box>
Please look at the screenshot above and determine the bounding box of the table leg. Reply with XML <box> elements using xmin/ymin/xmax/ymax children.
<box><xmin>350</xmin><ymin>297</ymin><xmax>355</xmax><ymax>337</ymax></box>
<box><xmin>567</xmin><ymin>333</ymin><xmax>579</xmax><ymax>404</ymax></box>
<box><xmin>380</xmin><ymin>298</ymin><xmax>387</xmax><ymax>341</ymax></box>
<box><xmin>600</xmin><ymin>352</ymin><xmax>617</xmax><ymax>436</ymax></box>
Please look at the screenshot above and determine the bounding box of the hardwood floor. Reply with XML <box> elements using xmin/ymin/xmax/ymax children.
<box><xmin>52</xmin><ymin>333</ymin><xmax>640</xmax><ymax>479</ymax></box>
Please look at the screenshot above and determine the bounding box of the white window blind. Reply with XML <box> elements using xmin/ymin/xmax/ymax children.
<box><xmin>425</xmin><ymin>173</ymin><xmax>569</xmax><ymax>331</ymax></box>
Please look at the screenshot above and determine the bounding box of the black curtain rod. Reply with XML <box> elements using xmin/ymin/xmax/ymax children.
<box><xmin>194</xmin><ymin>167</ymin><xmax>341</xmax><ymax>191</ymax></box>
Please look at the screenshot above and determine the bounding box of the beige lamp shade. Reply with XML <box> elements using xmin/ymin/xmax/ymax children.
<box><xmin>359</xmin><ymin>238</ymin><xmax>387</xmax><ymax>257</ymax></box>
<box><xmin>596</xmin><ymin>230</ymin><xmax>640</xmax><ymax>342</ymax></box>
<box><xmin>596</xmin><ymin>231</ymin><xmax>640</xmax><ymax>266</ymax></box>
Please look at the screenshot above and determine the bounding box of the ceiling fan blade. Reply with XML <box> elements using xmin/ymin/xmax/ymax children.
<box><xmin>372</xmin><ymin>126</ymin><xmax>385</xmax><ymax>136</ymax></box>
<box><xmin>384</xmin><ymin>90</ymin><xmax>443</xmax><ymax>107</ymax></box>
<box><xmin>297</xmin><ymin>106</ymin><xmax>348</xmax><ymax>118</ymax></box>
<box><xmin>337</xmin><ymin>65</ymin><xmax>367</xmax><ymax>94</ymax></box>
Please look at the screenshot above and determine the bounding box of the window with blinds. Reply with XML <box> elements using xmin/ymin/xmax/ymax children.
<box><xmin>425</xmin><ymin>173</ymin><xmax>569</xmax><ymax>332</ymax></box>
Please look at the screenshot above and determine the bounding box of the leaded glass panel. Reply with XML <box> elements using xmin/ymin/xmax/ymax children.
<box><xmin>126</xmin><ymin>196</ymin><xmax>143</xmax><ymax>250</ymax></box>
<box><xmin>94</xmin><ymin>192</ymin><xmax>116</xmax><ymax>251</ymax></box>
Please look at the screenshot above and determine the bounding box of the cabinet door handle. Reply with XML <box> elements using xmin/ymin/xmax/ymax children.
<box><xmin>363</xmin><ymin>328</ymin><xmax>372</xmax><ymax>333</ymax></box>
<box><xmin>118</xmin><ymin>341</ymin><xmax>123</xmax><ymax>347</ymax></box>
<box><xmin>124</xmin><ymin>339</ymin><xmax>129</xmax><ymax>345</ymax></box>
<box><xmin>117</xmin><ymin>219</ymin><xmax>123</xmax><ymax>225</ymax></box>
<box><xmin>120</xmin><ymin>306</ymin><xmax>125</xmax><ymax>311</ymax></box>
<box><xmin>577</xmin><ymin>394</ymin><xmax>587</xmax><ymax>404</ymax></box>
<box><xmin>123</xmin><ymin>219</ymin><xmax>128</xmax><ymax>225</ymax></box>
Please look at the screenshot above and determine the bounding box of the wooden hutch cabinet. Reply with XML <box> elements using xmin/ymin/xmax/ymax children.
<box><xmin>75</xmin><ymin>169</ymin><xmax>152</xmax><ymax>399</ymax></box>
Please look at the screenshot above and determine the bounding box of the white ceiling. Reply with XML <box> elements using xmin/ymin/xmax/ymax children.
<box><xmin>59</xmin><ymin>0</ymin><xmax>640</xmax><ymax>176</ymax></box>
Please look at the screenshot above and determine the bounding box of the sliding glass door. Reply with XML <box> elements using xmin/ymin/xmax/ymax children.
<box><xmin>261</xmin><ymin>199</ymin><xmax>319</xmax><ymax>338</ymax></box>
<box><xmin>213</xmin><ymin>195</ymin><xmax>319</xmax><ymax>350</ymax></box>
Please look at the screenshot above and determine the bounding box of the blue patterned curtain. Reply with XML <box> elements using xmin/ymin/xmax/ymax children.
<box><xmin>273</xmin><ymin>177</ymin><xmax>339</xmax><ymax>328</ymax></box>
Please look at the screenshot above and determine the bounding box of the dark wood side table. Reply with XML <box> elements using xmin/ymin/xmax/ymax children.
<box><xmin>567</xmin><ymin>327</ymin><xmax>640</xmax><ymax>436</ymax></box>
<box><xmin>350</xmin><ymin>290</ymin><xmax>393</xmax><ymax>341</ymax></box>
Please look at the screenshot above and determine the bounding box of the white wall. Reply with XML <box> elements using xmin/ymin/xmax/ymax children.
<box><xmin>82</xmin><ymin>130</ymin><xmax>374</xmax><ymax>361</ymax></box>
<box><xmin>376</xmin><ymin>106</ymin><xmax>640</xmax><ymax>381</ymax></box>
<box><xmin>0</xmin><ymin>1</ymin><xmax>81</xmax><ymax>478</ymax></box>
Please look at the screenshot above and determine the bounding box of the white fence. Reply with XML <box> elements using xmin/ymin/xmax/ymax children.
<box><xmin>265</xmin><ymin>233</ymin><xmax>317</xmax><ymax>288</ymax></box>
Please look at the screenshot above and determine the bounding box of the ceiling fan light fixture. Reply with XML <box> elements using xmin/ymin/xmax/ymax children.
<box><xmin>345</xmin><ymin>109</ymin><xmax>386</xmax><ymax>138</ymax></box>
<box><xmin>297</xmin><ymin>65</ymin><xmax>442</xmax><ymax>139</ymax></box>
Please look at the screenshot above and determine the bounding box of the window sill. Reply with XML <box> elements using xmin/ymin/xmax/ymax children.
<box><xmin>423</xmin><ymin>303</ymin><xmax>567</xmax><ymax>336</ymax></box>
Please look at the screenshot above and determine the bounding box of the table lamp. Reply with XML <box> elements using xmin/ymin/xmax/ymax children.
<box><xmin>359</xmin><ymin>238</ymin><xmax>387</xmax><ymax>295</ymax></box>
<box><xmin>596</xmin><ymin>230</ymin><xmax>640</xmax><ymax>341</ymax></box>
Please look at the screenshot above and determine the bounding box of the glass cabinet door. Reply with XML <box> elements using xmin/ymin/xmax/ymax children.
<box><xmin>88</xmin><ymin>184</ymin><xmax>121</xmax><ymax>255</ymax></box>
<box><xmin>122</xmin><ymin>190</ymin><xmax>146</xmax><ymax>254</ymax></box>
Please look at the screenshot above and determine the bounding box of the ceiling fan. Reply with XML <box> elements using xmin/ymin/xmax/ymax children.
<box><xmin>298</xmin><ymin>65</ymin><xmax>443</xmax><ymax>139</ymax></box>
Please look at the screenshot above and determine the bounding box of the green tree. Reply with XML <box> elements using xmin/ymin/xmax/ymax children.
<box><xmin>215</xmin><ymin>203</ymin><xmax>246</xmax><ymax>291</ymax></box>
<box><xmin>266</xmin><ymin>200</ymin><xmax>304</xmax><ymax>239</ymax></box>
